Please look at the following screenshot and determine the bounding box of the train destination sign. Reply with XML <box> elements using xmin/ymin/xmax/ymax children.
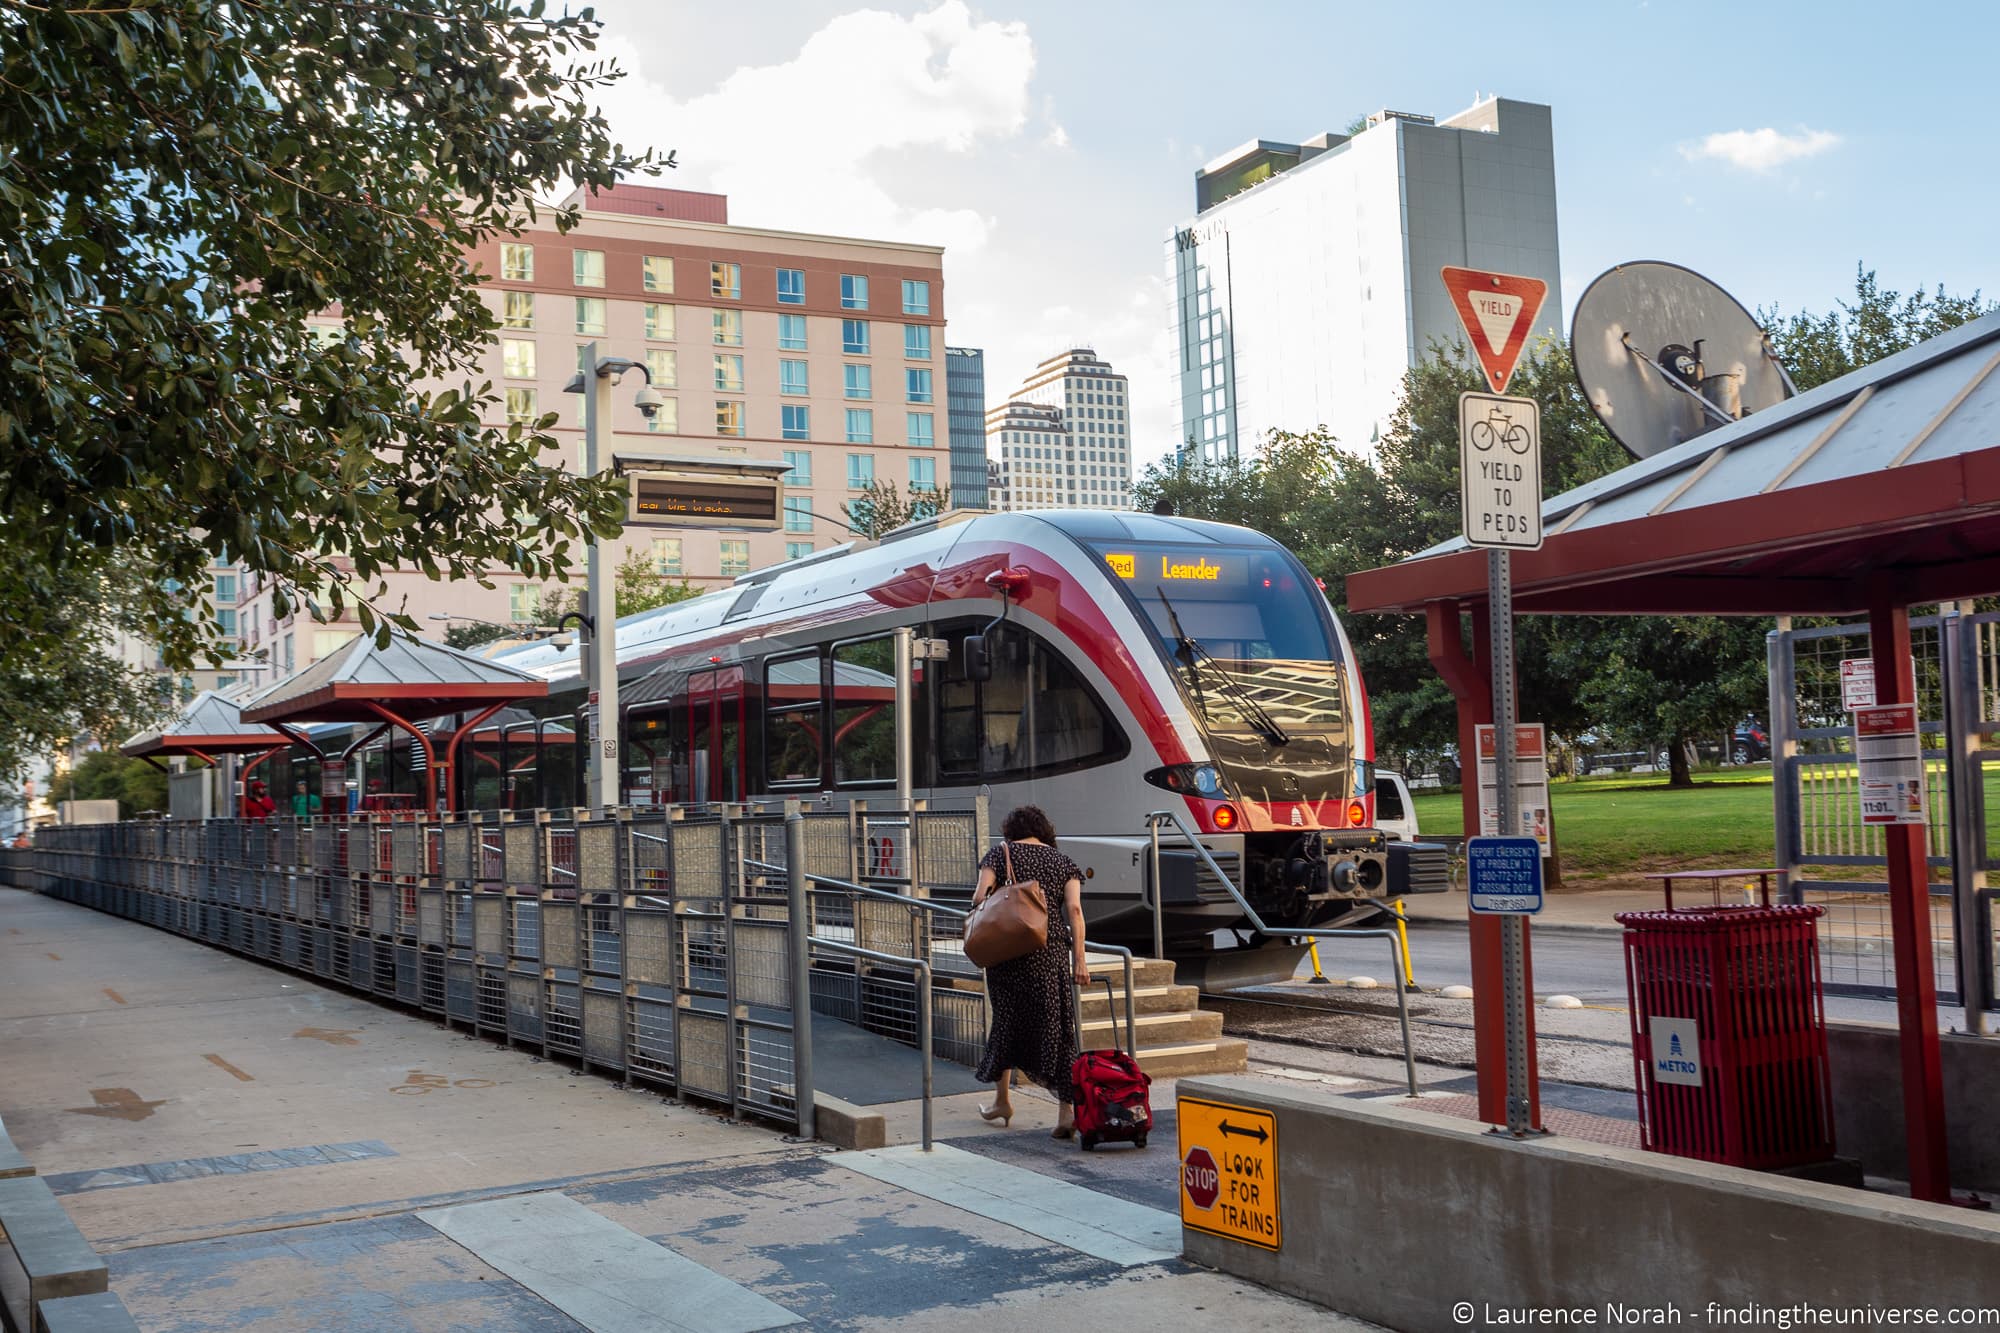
<box><xmin>626</xmin><ymin>473</ymin><xmax>781</xmax><ymax>529</ymax></box>
<box><xmin>1179</xmin><ymin>1095</ymin><xmax>1280</xmax><ymax>1250</ymax></box>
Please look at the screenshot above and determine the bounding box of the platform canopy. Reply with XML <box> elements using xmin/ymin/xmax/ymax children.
<box><xmin>1347</xmin><ymin>312</ymin><xmax>2000</xmax><ymax>618</ymax></box>
<box><xmin>241</xmin><ymin>631</ymin><xmax>547</xmax><ymax>727</ymax></box>
<box><xmin>119</xmin><ymin>690</ymin><xmax>290</xmax><ymax>761</ymax></box>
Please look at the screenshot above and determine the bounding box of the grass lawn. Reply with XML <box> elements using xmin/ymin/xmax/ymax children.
<box><xmin>1411</xmin><ymin>769</ymin><xmax>1779</xmax><ymax>887</ymax></box>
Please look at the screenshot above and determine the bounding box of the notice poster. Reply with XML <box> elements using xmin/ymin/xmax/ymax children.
<box><xmin>1855</xmin><ymin>704</ymin><xmax>1925</xmax><ymax>826</ymax></box>
<box><xmin>1476</xmin><ymin>723</ymin><xmax>1551</xmax><ymax>852</ymax></box>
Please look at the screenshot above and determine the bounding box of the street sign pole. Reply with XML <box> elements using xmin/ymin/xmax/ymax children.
<box><xmin>1488</xmin><ymin>548</ymin><xmax>1531</xmax><ymax>1136</ymax></box>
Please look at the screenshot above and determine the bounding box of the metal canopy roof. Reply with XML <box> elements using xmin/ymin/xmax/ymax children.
<box><xmin>120</xmin><ymin>690</ymin><xmax>290</xmax><ymax>759</ymax></box>
<box><xmin>1349</xmin><ymin>311</ymin><xmax>2000</xmax><ymax>617</ymax></box>
<box><xmin>241</xmin><ymin>631</ymin><xmax>548</xmax><ymax>726</ymax></box>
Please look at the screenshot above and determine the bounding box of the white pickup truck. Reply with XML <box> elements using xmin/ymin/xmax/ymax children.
<box><xmin>1373</xmin><ymin>772</ymin><xmax>1421</xmax><ymax>843</ymax></box>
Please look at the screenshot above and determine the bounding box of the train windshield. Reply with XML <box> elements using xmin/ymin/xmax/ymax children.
<box><xmin>1084</xmin><ymin>541</ymin><xmax>1345</xmax><ymax>732</ymax></box>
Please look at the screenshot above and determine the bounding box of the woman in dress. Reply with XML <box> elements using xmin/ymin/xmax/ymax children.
<box><xmin>970</xmin><ymin>804</ymin><xmax>1089</xmax><ymax>1138</ymax></box>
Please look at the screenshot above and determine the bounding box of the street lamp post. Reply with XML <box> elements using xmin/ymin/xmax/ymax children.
<box><xmin>566</xmin><ymin>343</ymin><xmax>663</xmax><ymax>814</ymax></box>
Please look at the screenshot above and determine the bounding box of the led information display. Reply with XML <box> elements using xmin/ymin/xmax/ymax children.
<box><xmin>627</xmin><ymin>474</ymin><xmax>780</xmax><ymax>529</ymax></box>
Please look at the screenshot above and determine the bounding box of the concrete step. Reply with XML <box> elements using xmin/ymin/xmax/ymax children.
<box><xmin>1128</xmin><ymin>1038</ymin><xmax>1250</xmax><ymax>1079</ymax></box>
<box><xmin>1080</xmin><ymin>1009</ymin><xmax>1224</xmax><ymax>1050</ymax></box>
<box><xmin>1085</xmin><ymin>955</ymin><xmax>1178</xmax><ymax>987</ymax></box>
<box><xmin>1078</xmin><ymin>983</ymin><xmax>1200</xmax><ymax>1018</ymax></box>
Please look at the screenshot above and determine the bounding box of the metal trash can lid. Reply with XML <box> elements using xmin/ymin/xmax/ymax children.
<box><xmin>1615</xmin><ymin>903</ymin><xmax>1825</xmax><ymax>930</ymax></box>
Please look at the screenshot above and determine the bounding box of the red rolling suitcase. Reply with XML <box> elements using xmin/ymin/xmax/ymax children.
<box><xmin>1071</xmin><ymin>978</ymin><xmax>1153</xmax><ymax>1151</ymax></box>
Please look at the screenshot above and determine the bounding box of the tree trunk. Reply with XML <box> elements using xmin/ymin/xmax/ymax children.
<box><xmin>1668</xmin><ymin>734</ymin><xmax>1693</xmax><ymax>788</ymax></box>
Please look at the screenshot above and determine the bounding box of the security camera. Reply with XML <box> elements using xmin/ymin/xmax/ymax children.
<box><xmin>552</xmin><ymin>630</ymin><xmax>575</xmax><ymax>651</ymax></box>
<box><xmin>633</xmin><ymin>383</ymin><xmax>665</xmax><ymax>419</ymax></box>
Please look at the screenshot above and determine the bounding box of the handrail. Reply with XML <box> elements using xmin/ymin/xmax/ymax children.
<box><xmin>1144</xmin><ymin>807</ymin><xmax>1419</xmax><ymax>1096</ymax></box>
<box><xmin>811</xmin><ymin>936</ymin><xmax>934</xmax><ymax>1151</ymax></box>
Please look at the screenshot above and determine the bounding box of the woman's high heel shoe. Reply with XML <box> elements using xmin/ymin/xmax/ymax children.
<box><xmin>978</xmin><ymin>1104</ymin><xmax>1012</xmax><ymax>1127</ymax></box>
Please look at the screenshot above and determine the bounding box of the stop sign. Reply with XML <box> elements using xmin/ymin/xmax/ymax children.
<box><xmin>1183</xmin><ymin>1146</ymin><xmax>1219</xmax><ymax>1210</ymax></box>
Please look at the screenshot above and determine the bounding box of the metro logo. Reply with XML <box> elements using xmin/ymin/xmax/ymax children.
<box><xmin>1160</xmin><ymin>555</ymin><xmax>1222</xmax><ymax>581</ymax></box>
<box><xmin>1104</xmin><ymin>552</ymin><xmax>1137</xmax><ymax>579</ymax></box>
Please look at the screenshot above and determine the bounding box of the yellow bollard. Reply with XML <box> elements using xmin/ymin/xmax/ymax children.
<box><xmin>1306</xmin><ymin>941</ymin><xmax>1332</xmax><ymax>985</ymax></box>
<box><xmin>1392</xmin><ymin>899</ymin><xmax>1419</xmax><ymax>991</ymax></box>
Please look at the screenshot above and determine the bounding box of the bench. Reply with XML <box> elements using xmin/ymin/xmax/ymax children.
<box><xmin>38</xmin><ymin>1290</ymin><xmax>142</xmax><ymax>1332</ymax></box>
<box><xmin>0</xmin><ymin>1176</ymin><xmax>108</xmax><ymax>1333</ymax></box>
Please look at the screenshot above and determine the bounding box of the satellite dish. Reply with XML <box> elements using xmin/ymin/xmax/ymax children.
<box><xmin>1570</xmin><ymin>261</ymin><xmax>1796</xmax><ymax>459</ymax></box>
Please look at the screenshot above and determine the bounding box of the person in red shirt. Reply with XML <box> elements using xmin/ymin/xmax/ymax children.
<box><xmin>242</xmin><ymin>779</ymin><xmax>276</xmax><ymax>822</ymax></box>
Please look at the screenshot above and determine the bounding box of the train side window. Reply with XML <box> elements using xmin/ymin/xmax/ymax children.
<box><xmin>833</xmin><ymin>637</ymin><xmax>897</xmax><ymax>785</ymax></box>
<box><xmin>539</xmin><ymin>720</ymin><xmax>579</xmax><ymax>811</ymax></box>
<box><xmin>765</xmin><ymin>650</ymin><xmax>824</xmax><ymax>787</ymax></box>
<box><xmin>933</xmin><ymin>620</ymin><xmax>1125</xmax><ymax>781</ymax></box>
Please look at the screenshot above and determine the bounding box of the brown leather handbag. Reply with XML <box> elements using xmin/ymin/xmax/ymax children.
<box><xmin>963</xmin><ymin>842</ymin><xmax>1050</xmax><ymax>969</ymax></box>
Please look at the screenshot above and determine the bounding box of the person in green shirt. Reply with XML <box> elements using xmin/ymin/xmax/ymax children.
<box><xmin>291</xmin><ymin>781</ymin><xmax>322</xmax><ymax>820</ymax></box>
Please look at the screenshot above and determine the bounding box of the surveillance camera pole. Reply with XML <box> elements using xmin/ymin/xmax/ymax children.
<box><xmin>580</xmin><ymin>341</ymin><xmax>619</xmax><ymax>814</ymax></box>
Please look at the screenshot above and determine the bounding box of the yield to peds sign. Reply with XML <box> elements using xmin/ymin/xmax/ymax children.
<box><xmin>1460</xmin><ymin>392</ymin><xmax>1542</xmax><ymax>550</ymax></box>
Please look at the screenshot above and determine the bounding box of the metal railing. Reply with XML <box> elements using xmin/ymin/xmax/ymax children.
<box><xmin>1145</xmin><ymin>808</ymin><xmax>1419</xmax><ymax>1096</ymax></box>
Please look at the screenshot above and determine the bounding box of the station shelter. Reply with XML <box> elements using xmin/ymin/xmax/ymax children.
<box><xmin>1347</xmin><ymin>311</ymin><xmax>2000</xmax><ymax>1203</ymax></box>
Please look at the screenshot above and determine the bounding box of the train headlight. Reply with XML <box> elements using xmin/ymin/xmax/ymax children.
<box><xmin>1347</xmin><ymin>799</ymin><xmax>1367</xmax><ymax>827</ymax></box>
<box><xmin>1212</xmin><ymin>803</ymin><xmax>1238</xmax><ymax>831</ymax></box>
<box><xmin>1144</xmin><ymin>764</ymin><xmax>1225</xmax><ymax>796</ymax></box>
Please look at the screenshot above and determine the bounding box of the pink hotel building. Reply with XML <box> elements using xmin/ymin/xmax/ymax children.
<box><xmin>236</xmin><ymin>185</ymin><xmax>950</xmax><ymax>676</ymax></box>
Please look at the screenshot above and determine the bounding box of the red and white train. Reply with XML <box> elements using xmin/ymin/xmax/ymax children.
<box><xmin>482</xmin><ymin>508</ymin><xmax>1399</xmax><ymax>977</ymax></box>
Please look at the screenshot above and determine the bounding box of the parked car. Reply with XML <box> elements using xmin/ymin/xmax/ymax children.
<box><xmin>1374</xmin><ymin>772</ymin><xmax>1421</xmax><ymax>843</ymax></box>
<box><xmin>1732</xmin><ymin>717</ymin><xmax>1771</xmax><ymax>765</ymax></box>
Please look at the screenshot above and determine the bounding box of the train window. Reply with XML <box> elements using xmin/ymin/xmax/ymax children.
<box><xmin>539</xmin><ymin>720</ymin><xmax>578</xmax><ymax>811</ymax></box>
<box><xmin>627</xmin><ymin>705</ymin><xmax>687</xmax><ymax>805</ymax></box>
<box><xmin>764</xmin><ymin>650</ymin><xmax>824</xmax><ymax>787</ymax></box>
<box><xmin>934</xmin><ymin>621</ymin><xmax>1125</xmax><ymax>781</ymax></box>
<box><xmin>833</xmin><ymin>638</ymin><xmax>897</xmax><ymax>785</ymax></box>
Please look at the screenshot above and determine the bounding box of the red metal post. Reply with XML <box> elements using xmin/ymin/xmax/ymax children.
<box><xmin>1428</xmin><ymin>598</ymin><xmax>1540</xmax><ymax>1127</ymax></box>
<box><xmin>1868</xmin><ymin>595</ymin><xmax>1952</xmax><ymax>1202</ymax></box>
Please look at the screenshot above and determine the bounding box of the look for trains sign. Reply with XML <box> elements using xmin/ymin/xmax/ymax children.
<box><xmin>1178</xmin><ymin>1096</ymin><xmax>1280</xmax><ymax>1250</ymax></box>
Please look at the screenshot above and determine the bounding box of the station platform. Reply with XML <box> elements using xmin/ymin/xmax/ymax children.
<box><xmin>0</xmin><ymin>888</ymin><xmax>1367</xmax><ymax>1331</ymax></box>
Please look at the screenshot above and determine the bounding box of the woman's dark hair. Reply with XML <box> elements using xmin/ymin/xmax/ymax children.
<box><xmin>1001</xmin><ymin>804</ymin><xmax>1057</xmax><ymax>845</ymax></box>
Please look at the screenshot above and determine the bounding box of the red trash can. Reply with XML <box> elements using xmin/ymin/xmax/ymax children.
<box><xmin>1616</xmin><ymin>903</ymin><xmax>1835</xmax><ymax>1169</ymax></box>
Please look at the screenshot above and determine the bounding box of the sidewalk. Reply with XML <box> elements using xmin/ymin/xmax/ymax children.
<box><xmin>1401</xmin><ymin>886</ymin><xmax>1668</xmax><ymax>933</ymax></box>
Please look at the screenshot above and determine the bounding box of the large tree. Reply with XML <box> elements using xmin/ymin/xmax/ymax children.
<box><xmin>0</xmin><ymin>0</ymin><xmax>652</xmax><ymax>734</ymax></box>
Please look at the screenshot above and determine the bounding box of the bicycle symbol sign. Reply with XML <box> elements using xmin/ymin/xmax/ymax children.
<box><xmin>1458</xmin><ymin>391</ymin><xmax>1543</xmax><ymax>550</ymax></box>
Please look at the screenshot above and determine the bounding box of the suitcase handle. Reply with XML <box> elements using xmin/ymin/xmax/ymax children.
<box><xmin>1098</xmin><ymin>975</ymin><xmax>1129</xmax><ymax>1057</ymax></box>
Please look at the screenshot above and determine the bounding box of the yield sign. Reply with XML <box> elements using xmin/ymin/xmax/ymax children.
<box><xmin>1441</xmin><ymin>266</ymin><xmax>1550</xmax><ymax>395</ymax></box>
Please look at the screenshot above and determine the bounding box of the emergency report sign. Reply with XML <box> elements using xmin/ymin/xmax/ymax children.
<box><xmin>1855</xmin><ymin>704</ymin><xmax>1926</xmax><ymax>826</ymax></box>
<box><xmin>1178</xmin><ymin>1096</ymin><xmax>1280</xmax><ymax>1250</ymax></box>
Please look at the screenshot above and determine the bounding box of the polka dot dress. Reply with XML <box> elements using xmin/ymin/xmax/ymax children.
<box><xmin>974</xmin><ymin>841</ymin><xmax>1081</xmax><ymax>1103</ymax></box>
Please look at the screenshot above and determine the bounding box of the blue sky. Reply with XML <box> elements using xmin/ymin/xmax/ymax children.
<box><xmin>593</xmin><ymin>0</ymin><xmax>1995</xmax><ymax>467</ymax></box>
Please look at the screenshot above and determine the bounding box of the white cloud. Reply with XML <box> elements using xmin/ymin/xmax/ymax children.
<box><xmin>593</xmin><ymin>2</ymin><xmax>1037</xmax><ymax>251</ymax></box>
<box><xmin>1680</xmin><ymin>127</ymin><xmax>1841</xmax><ymax>172</ymax></box>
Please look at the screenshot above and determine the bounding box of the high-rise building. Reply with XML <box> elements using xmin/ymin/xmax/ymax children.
<box><xmin>1166</xmin><ymin>97</ymin><xmax>1561</xmax><ymax>463</ymax></box>
<box><xmin>944</xmin><ymin>346</ymin><xmax>988</xmax><ymax>509</ymax></box>
<box><xmin>984</xmin><ymin>348</ymin><xmax>1132</xmax><ymax>511</ymax></box>
<box><xmin>238</xmin><ymin>184</ymin><xmax>950</xmax><ymax>673</ymax></box>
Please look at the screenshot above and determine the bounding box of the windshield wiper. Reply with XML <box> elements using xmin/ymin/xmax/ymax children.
<box><xmin>1155</xmin><ymin>591</ymin><xmax>1291</xmax><ymax>746</ymax></box>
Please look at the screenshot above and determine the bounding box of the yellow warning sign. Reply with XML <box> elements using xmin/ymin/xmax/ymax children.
<box><xmin>1177</xmin><ymin>1096</ymin><xmax>1279</xmax><ymax>1250</ymax></box>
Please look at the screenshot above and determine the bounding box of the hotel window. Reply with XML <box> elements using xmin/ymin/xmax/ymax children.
<box><xmin>509</xmin><ymin>583</ymin><xmax>539</xmax><ymax>623</ymax></box>
<box><xmin>784</xmin><ymin>495</ymin><xmax>813</xmax><ymax>533</ymax></box>
<box><xmin>712</xmin><ymin>308</ymin><xmax>743</xmax><ymax>347</ymax></box>
<box><xmin>845</xmin><ymin>409</ymin><xmax>873</xmax><ymax>445</ymax></box>
<box><xmin>502</xmin><ymin>291</ymin><xmax>534</xmax><ymax>329</ymax></box>
<box><xmin>840</xmin><ymin>274</ymin><xmax>869</xmax><ymax>309</ymax></box>
<box><xmin>719</xmin><ymin>540</ymin><xmax>750</xmax><ymax>576</ymax></box>
<box><xmin>644</xmin><ymin>303</ymin><xmax>675</xmax><ymax>340</ymax></box>
<box><xmin>644</xmin><ymin>348</ymin><xmax>677</xmax><ymax>389</ymax></box>
<box><xmin>901</xmin><ymin>279</ymin><xmax>930</xmax><ymax>315</ymax></box>
<box><xmin>505</xmin><ymin>387</ymin><xmax>538</xmax><ymax>424</ymax></box>
<box><xmin>651</xmin><ymin>537</ymin><xmax>683</xmax><ymax>575</ymax></box>
<box><xmin>574</xmin><ymin>297</ymin><xmax>606</xmax><ymax>335</ymax></box>
<box><xmin>842</xmin><ymin>320</ymin><xmax>870</xmax><ymax>355</ymax></box>
<box><xmin>846</xmin><ymin>452</ymin><xmax>874</xmax><ymax>487</ymax></box>
<box><xmin>502</xmin><ymin>338</ymin><xmax>536</xmax><ymax>379</ymax></box>
<box><xmin>786</xmin><ymin>541</ymin><xmax>813</xmax><ymax>561</ymax></box>
<box><xmin>778</xmin><ymin>268</ymin><xmax>805</xmax><ymax>304</ymax></box>
<box><xmin>779</xmin><ymin>314</ymin><xmax>807</xmax><ymax>351</ymax></box>
<box><xmin>711</xmin><ymin>261</ymin><xmax>741</xmax><ymax>299</ymax></box>
<box><xmin>904</xmin><ymin>324</ymin><xmax>931</xmax><ymax>360</ymax></box>
<box><xmin>781</xmin><ymin>405</ymin><xmax>810</xmax><ymax>441</ymax></box>
<box><xmin>572</xmin><ymin>249</ymin><xmax>605</xmax><ymax>287</ymax></box>
<box><xmin>782</xmin><ymin>450</ymin><xmax>812</xmax><ymax>485</ymax></box>
<box><xmin>713</xmin><ymin>354</ymin><xmax>744</xmax><ymax>392</ymax></box>
<box><xmin>908</xmin><ymin>456</ymin><xmax>936</xmax><ymax>491</ymax></box>
<box><xmin>643</xmin><ymin>397</ymin><xmax>679</xmax><ymax>434</ymax></box>
<box><xmin>780</xmin><ymin>359</ymin><xmax>809</xmax><ymax>395</ymax></box>
<box><xmin>643</xmin><ymin>255</ymin><xmax>673</xmax><ymax>293</ymax></box>
<box><xmin>843</xmin><ymin>364</ymin><xmax>872</xmax><ymax>400</ymax></box>
<box><xmin>500</xmin><ymin>243</ymin><xmax>533</xmax><ymax>282</ymax></box>
<box><xmin>715</xmin><ymin>400</ymin><xmax>746</xmax><ymax>437</ymax></box>
<box><xmin>906</xmin><ymin>412</ymin><xmax>935</xmax><ymax>448</ymax></box>
<box><xmin>214</xmin><ymin>573</ymin><xmax>238</xmax><ymax>604</ymax></box>
<box><xmin>906</xmin><ymin>368</ymin><xmax>933</xmax><ymax>403</ymax></box>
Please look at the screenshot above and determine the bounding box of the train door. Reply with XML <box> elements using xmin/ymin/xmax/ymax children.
<box><xmin>688</xmin><ymin>666</ymin><xmax>747</xmax><ymax>803</ymax></box>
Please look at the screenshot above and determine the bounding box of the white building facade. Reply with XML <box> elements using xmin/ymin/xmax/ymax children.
<box><xmin>985</xmin><ymin>348</ymin><xmax>1132</xmax><ymax>511</ymax></box>
<box><xmin>1166</xmin><ymin>97</ymin><xmax>1562</xmax><ymax>463</ymax></box>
